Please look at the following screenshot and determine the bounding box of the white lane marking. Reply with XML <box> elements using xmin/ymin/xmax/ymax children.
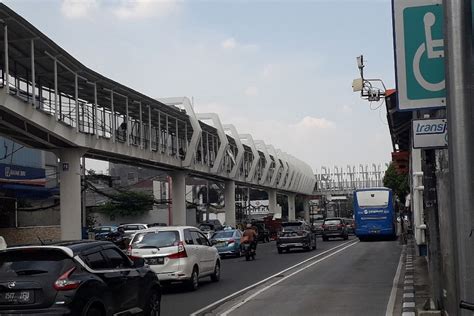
<box><xmin>220</xmin><ymin>241</ymin><xmax>359</xmax><ymax>316</ymax></box>
<box><xmin>385</xmin><ymin>246</ymin><xmax>404</xmax><ymax>316</ymax></box>
<box><xmin>190</xmin><ymin>240</ymin><xmax>356</xmax><ymax>316</ymax></box>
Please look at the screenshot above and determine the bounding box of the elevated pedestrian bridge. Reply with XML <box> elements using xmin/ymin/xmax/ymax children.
<box><xmin>0</xmin><ymin>4</ymin><xmax>315</xmax><ymax>239</ymax></box>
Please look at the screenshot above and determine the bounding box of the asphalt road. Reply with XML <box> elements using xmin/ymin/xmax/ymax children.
<box><xmin>216</xmin><ymin>239</ymin><xmax>403</xmax><ymax>316</ymax></box>
<box><xmin>160</xmin><ymin>237</ymin><xmax>366</xmax><ymax>316</ymax></box>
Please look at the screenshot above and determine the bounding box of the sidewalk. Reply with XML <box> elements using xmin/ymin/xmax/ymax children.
<box><xmin>400</xmin><ymin>238</ymin><xmax>441</xmax><ymax>316</ymax></box>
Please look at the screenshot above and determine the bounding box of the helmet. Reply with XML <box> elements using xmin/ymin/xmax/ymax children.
<box><xmin>246</xmin><ymin>223</ymin><xmax>252</xmax><ymax>228</ymax></box>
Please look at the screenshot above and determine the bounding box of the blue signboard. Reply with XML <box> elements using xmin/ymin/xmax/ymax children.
<box><xmin>0</xmin><ymin>163</ymin><xmax>46</xmax><ymax>186</ymax></box>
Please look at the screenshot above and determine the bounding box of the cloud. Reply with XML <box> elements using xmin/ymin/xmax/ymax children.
<box><xmin>221</xmin><ymin>37</ymin><xmax>258</xmax><ymax>52</ymax></box>
<box><xmin>61</xmin><ymin>0</ymin><xmax>98</xmax><ymax>19</ymax></box>
<box><xmin>113</xmin><ymin>0</ymin><xmax>179</xmax><ymax>20</ymax></box>
<box><xmin>221</xmin><ymin>37</ymin><xmax>237</xmax><ymax>50</ymax></box>
<box><xmin>244</xmin><ymin>86</ymin><xmax>259</xmax><ymax>97</ymax></box>
<box><xmin>292</xmin><ymin>116</ymin><xmax>335</xmax><ymax>129</ymax></box>
<box><xmin>340</xmin><ymin>104</ymin><xmax>353</xmax><ymax>114</ymax></box>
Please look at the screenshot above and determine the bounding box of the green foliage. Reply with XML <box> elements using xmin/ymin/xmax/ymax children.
<box><xmin>383</xmin><ymin>162</ymin><xmax>409</xmax><ymax>204</ymax></box>
<box><xmin>97</xmin><ymin>191</ymin><xmax>154</xmax><ymax>217</ymax></box>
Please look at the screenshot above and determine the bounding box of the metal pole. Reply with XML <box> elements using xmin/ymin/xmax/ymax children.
<box><xmin>206</xmin><ymin>180</ymin><xmax>210</xmax><ymax>222</ymax></box>
<box><xmin>138</xmin><ymin>101</ymin><xmax>143</xmax><ymax>149</ymax></box>
<box><xmin>30</xmin><ymin>39</ymin><xmax>35</xmax><ymax>107</ymax></box>
<box><xmin>125</xmin><ymin>97</ymin><xmax>130</xmax><ymax>146</ymax></box>
<box><xmin>110</xmin><ymin>91</ymin><xmax>115</xmax><ymax>142</ymax></box>
<box><xmin>74</xmin><ymin>74</ymin><xmax>79</xmax><ymax>132</ymax></box>
<box><xmin>94</xmin><ymin>83</ymin><xmax>98</xmax><ymax>138</ymax></box>
<box><xmin>54</xmin><ymin>58</ymin><xmax>58</xmax><ymax>120</ymax></box>
<box><xmin>158</xmin><ymin>111</ymin><xmax>161</xmax><ymax>152</ymax></box>
<box><xmin>4</xmin><ymin>24</ymin><xmax>8</xmax><ymax>94</ymax></box>
<box><xmin>148</xmin><ymin>105</ymin><xmax>152</xmax><ymax>152</ymax></box>
<box><xmin>444</xmin><ymin>0</ymin><xmax>474</xmax><ymax>313</ymax></box>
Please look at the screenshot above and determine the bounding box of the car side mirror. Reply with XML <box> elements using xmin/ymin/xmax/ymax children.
<box><xmin>132</xmin><ymin>257</ymin><xmax>145</xmax><ymax>268</ymax></box>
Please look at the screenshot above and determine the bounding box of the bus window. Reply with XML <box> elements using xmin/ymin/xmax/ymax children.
<box><xmin>356</xmin><ymin>191</ymin><xmax>389</xmax><ymax>208</ymax></box>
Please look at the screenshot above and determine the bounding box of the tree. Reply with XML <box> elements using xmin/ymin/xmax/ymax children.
<box><xmin>96</xmin><ymin>191</ymin><xmax>154</xmax><ymax>217</ymax></box>
<box><xmin>383</xmin><ymin>162</ymin><xmax>409</xmax><ymax>205</ymax></box>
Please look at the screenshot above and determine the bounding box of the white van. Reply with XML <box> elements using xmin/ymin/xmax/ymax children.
<box><xmin>128</xmin><ymin>226</ymin><xmax>221</xmax><ymax>291</ymax></box>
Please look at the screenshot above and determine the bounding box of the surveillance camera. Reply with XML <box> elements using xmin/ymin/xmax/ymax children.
<box><xmin>356</xmin><ymin>55</ymin><xmax>364</xmax><ymax>69</ymax></box>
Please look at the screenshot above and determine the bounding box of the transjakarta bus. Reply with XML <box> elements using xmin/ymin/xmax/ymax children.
<box><xmin>353</xmin><ymin>188</ymin><xmax>396</xmax><ymax>240</ymax></box>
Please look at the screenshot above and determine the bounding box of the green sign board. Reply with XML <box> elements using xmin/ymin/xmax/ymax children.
<box><xmin>394</xmin><ymin>0</ymin><xmax>446</xmax><ymax>110</ymax></box>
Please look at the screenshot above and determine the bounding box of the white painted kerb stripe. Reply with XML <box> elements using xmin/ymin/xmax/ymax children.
<box><xmin>220</xmin><ymin>241</ymin><xmax>359</xmax><ymax>316</ymax></box>
<box><xmin>190</xmin><ymin>240</ymin><xmax>356</xmax><ymax>316</ymax></box>
<box><xmin>385</xmin><ymin>246</ymin><xmax>404</xmax><ymax>316</ymax></box>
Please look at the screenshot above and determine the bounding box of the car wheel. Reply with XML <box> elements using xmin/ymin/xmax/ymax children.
<box><xmin>277</xmin><ymin>248</ymin><xmax>283</xmax><ymax>254</ymax></box>
<box><xmin>188</xmin><ymin>267</ymin><xmax>199</xmax><ymax>291</ymax></box>
<box><xmin>144</xmin><ymin>290</ymin><xmax>161</xmax><ymax>316</ymax></box>
<box><xmin>344</xmin><ymin>234</ymin><xmax>349</xmax><ymax>240</ymax></box>
<box><xmin>322</xmin><ymin>236</ymin><xmax>328</xmax><ymax>242</ymax></box>
<box><xmin>211</xmin><ymin>261</ymin><xmax>221</xmax><ymax>282</ymax></box>
<box><xmin>83</xmin><ymin>304</ymin><xmax>104</xmax><ymax>316</ymax></box>
<box><xmin>312</xmin><ymin>240</ymin><xmax>317</xmax><ymax>250</ymax></box>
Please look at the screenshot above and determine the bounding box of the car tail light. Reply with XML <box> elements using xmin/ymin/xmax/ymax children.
<box><xmin>168</xmin><ymin>241</ymin><xmax>187</xmax><ymax>259</ymax></box>
<box><xmin>54</xmin><ymin>267</ymin><xmax>81</xmax><ymax>291</ymax></box>
<box><xmin>228</xmin><ymin>239</ymin><xmax>235</xmax><ymax>244</ymax></box>
<box><xmin>337</xmin><ymin>224</ymin><xmax>342</xmax><ymax>228</ymax></box>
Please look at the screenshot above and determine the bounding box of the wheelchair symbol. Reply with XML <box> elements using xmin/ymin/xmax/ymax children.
<box><xmin>413</xmin><ymin>12</ymin><xmax>445</xmax><ymax>92</ymax></box>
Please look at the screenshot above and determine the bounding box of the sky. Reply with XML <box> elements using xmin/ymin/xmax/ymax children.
<box><xmin>3</xmin><ymin>0</ymin><xmax>395</xmax><ymax>174</ymax></box>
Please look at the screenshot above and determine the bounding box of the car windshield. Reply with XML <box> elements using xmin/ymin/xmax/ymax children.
<box><xmin>132</xmin><ymin>231</ymin><xmax>180</xmax><ymax>248</ymax></box>
<box><xmin>94</xmin><ymin>227</ymin><xmax>112</xmax><ymax>233</ymax></box>
<box><xmin>282</xmin><ymin>223</ymin><xmax>303</xmax><ymax>231</ymax></box>
<box><xmin>0</xmin><ymin>249</ymin><xmax>72</xmax><ymax>276</ymax></box>
<box><xmin>324</xmin><ymin>220</ymin><xmax>342</xmax><ymax>225</ymax></box>
<box><xmin>199</xmin><ymin>224</ymin><xmax>214</xmax><ymax>231</ymax></box>
<box><xmin>212</xmin><ymin>231</ymin><xmax>234</xmax><ymax>239</ymax></box>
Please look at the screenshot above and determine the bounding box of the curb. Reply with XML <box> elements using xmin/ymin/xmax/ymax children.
<box><xmin>402</xmin><ymin>240</ymin><xmax>416</xmax><ymax>316</ymax></box>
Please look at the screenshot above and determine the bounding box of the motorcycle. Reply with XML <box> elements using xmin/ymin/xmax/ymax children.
<box><xmin>241</xmin><ymin>242</ymin><xmax>256</xmax><ymax>261</ymax></box>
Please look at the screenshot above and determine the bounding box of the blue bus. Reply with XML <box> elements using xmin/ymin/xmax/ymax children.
<box><xmin>353</xmin><ymin>188</ymin><xmax>397</xmax><ymax>240</ymax></box>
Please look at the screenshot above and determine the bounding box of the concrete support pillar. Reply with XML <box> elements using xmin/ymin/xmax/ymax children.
<box><xmin>58</xmin><ymin>149</ymin><xmax>84</xmax><ymax>240</ymax></box>
<box><xmin>171</xmin><ymin>171</ymin><xmax>186</xmax><ymax>226</ymax></box>
<box><xmin>303</xmin><ymin>197</ymin><xmax>310</xmax><ymax>222</ymax></box>
<box><xmin>268</xmin><ymin>189</ymin><xmax>277</xmax><ymax>213</ymax></box>
<box><xmin>288</xmin><ymin>193</ymin><xmax>296</xmax><ymax>221</ymax></box>
<box><xmin>224</xmin><ymin>180</ymin><xmax>236</xmax><ymax>228</ymax></box>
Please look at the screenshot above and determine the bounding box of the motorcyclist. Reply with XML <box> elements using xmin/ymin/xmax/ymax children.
<box><xmin>241</xmin><ymin>223</ymin><xmax>258</xmax><ymax>253</ymax></box>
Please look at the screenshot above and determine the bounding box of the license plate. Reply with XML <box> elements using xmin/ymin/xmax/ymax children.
<box><xmin>329</xmin><ymin>227</ymin><xmax>337</xmax><ymax>230</ymax></box>
<box><xmin>147</xmin><ymin>257</ymin><xmax>165</xmax><ymax>265</ymax></box>
<box><xmin>216</xmin><ymin>242</ymin><xmax>226</xmax><ymax>247</ymax></box>
<box><xmin>370</xmin><ymin>230</ymin><xmax>380</xmax><ymax>234</ymax></box>
<box><xmin>0</xmin><ymin>291</ymin><xmax>34</xmax><ymax>304</ymax></box>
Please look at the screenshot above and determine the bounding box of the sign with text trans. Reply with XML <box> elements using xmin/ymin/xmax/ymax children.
<box><xmin>412</xmin><ymin>118</ymin><xmax>448</xmax><ymax>149</ymax></box>
<box><xmin>393</xmin><ymin>0</ymin><xmax>445</xmax><ymax>110</ymax></box>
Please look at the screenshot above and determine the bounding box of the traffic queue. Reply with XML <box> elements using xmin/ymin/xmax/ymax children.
<box><xmin>0</xmin><ymin>217</ymin><xmax>355</xmax><ymax>315</ymax></box>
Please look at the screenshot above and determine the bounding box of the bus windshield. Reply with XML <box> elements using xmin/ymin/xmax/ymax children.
<box><xmin>356</xmin><ymin>190</ymin><xmax>390</xmax><ymax>208</ymax></box>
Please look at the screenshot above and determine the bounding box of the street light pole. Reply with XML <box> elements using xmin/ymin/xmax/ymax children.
<box><xmin>444</xmin><ymin>0</ymin><xmax>474</xmax><ymax>313</ymax></box>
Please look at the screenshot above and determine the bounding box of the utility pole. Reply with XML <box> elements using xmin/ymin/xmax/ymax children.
<box><xmin>444</xmin><ymin>0</ymin><xmax>474</xmax><ymax>313</ymax></box>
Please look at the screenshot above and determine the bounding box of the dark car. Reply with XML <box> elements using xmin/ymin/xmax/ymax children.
<box><xmin>312</xmin><ymin>220</ymin><xmax>324</xmax><ymax>236</ymax></box>
<box><xmin>322</xmin><ymin>218</ymin><xmax>349</xmax><ymax>241</ymax></box>
<box><xmin>277</xmin><ymin>221</ymin><xmax>317</xmax><ymax>253</ymax></box>
<box><xmin>252</xmin><ymin>221</ymin><xmax>271</xmax><ymax>243</ymax></box>
<box><xmin>202</xmin><ymin>219</ymin><xmax>223</xmax><ymax>232</ymax></box>
<box><xmin>0</xmin><ymin>240</ymin><xmax>161</xmax><ymax>315</ymax></box>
